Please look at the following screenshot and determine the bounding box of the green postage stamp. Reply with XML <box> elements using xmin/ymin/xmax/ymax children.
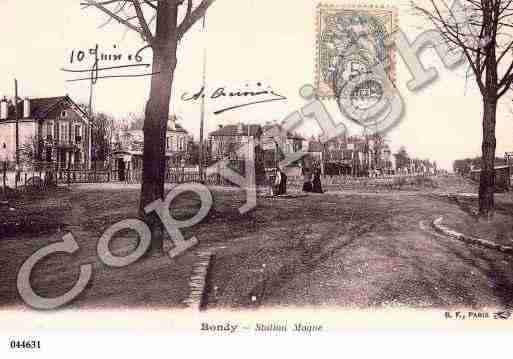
<box><xmin>315</xmin><ymin>3</ymin><xmax>398</xmax><ymax>101</ymax></box>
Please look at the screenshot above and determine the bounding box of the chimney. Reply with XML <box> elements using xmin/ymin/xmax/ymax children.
<box><xmin>0</xmin><ymin>97</ymin><xmax>7</xmax><ymax>120</ymax></box>
<box><xmin>23</xmin><ymin>97</ymin><xmax>30</xmax><ymax>118</ymax></box>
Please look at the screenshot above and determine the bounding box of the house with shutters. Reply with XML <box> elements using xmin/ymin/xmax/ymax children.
<box><xmin>0</xmin><ymin>95</ymin><xmax>91</xmax><ymax>169</ymax></box>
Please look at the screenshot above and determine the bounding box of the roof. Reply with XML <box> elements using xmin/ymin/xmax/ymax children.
<box><xmin>128</xmin><ymin>116</ymin><xmax>188</xmax><ymax>133</ymax></box>
<box><xmin>209</xmin><ymin>124</ymin><xmax>262</xmax><ymax>137</ymax></box>
<box><xmin>0</xmin><ymin>95</ymin><xmax>89</xmax><ymax>122</ymax></box>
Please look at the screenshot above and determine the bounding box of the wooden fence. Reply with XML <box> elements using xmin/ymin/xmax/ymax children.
<box><xmin>14</xmin><ymin>169</ymin><xmax>240</xmax><ymax>187</ymax></box>
<box><xmin>2</xmin><ymin>165</ymin><xmax>442</xmax><ymax>194</ymax></box>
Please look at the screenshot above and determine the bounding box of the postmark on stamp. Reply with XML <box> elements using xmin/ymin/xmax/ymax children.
<box><xmin>315</xmin><ymin>3</ymin><xmax>398</xmax><ymax>129</ymax></box>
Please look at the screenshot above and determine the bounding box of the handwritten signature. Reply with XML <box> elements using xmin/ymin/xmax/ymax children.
<box><xmin>181</xmin><ymin>82</ymin><xmax>287</xmax><ymax>115</ymax></box>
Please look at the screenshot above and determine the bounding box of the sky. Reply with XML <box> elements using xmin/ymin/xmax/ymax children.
<box><xmin>1</xmin><ymin>0</ymin><xmax>513</xmax><ymax>170</ymax></box>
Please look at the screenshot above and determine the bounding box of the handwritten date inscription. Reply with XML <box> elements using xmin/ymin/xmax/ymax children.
<box><xmin>62</xmin><ymin>44</ymin><xmax>153</xmax><ymax>83</ymax></box>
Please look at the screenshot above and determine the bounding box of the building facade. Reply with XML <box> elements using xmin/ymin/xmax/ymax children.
<box><xmin>0</xmin><ymin>95</ymin><xmax>91</xmax><ymax>169</ymax></box>
<box><xmin>208</xmin><ymin>123</ymin><xmax>262</xmax><ymax>161</ymax></box>
<box><xmin>111</xmin><ymin>116</ymin><xmax>191</xmax><ymax>179</ymax></box>
<box><xmin>208</xmin><ymin>122</ymin><xmax>307</xmax><ymax>174</ymax></box>
<box><xmin>313</xmin><ymin>134</ymin><xmax>394</xmax><ymax>176</ymax></box>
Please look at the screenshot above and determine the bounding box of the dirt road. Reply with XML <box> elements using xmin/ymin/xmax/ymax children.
<box><xmin>2</xmin><ymin>181</ymin><xmax>513</xmax><ymax>311</ymax></box>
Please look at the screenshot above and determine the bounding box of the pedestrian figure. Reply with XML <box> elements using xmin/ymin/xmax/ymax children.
<box><xmin>312</xmin><ymin>167</ymin><xmax>324</xmax><ymax>193</ymax></box>
<box><xmin>272</xmin><ymin>167</ymin><xmax>282</xmax><ymax>196</ymax></box>
<box><xmin>269</xmin><ymin>172</ymin><xmax>276</xmax><ymax>196</ymax></box>
<box><xmin>279</xmin><ymin>166</ymin><xmax>287</xmax><ymax>195</ymax></box>
<box><xmin>302</xmin><ymin>167</ymin><xmax>313</xmax><ymax>192</ymax></box>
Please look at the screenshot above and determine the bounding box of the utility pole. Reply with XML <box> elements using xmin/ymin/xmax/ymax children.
<box><xmin>88</xmin><ymin>79</ymin><xmax>94</xmax><ymax>170</ymax></box>
<box><xmin>14</xmin><ymin>79</ymin><xmax>19</xmax><ymax>188</ymax></box>
<box><xmin>198</xmin><ymin>14</ymin><xmax>207</xmax><ymax>181</ymax></box>
<box><xmin>505</xmin><ymin>152</ymin><xmax>513</xmax><ymax>185</ymax></box>
<box><xmin>247</xmin><ymin>121</ymin><xmax>251</xmax><ymax>176</ymax></box>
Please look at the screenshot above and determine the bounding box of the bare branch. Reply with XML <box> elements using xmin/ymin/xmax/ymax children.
<box><xmin>143</xmin><ymin>0</ymin><xmax>157</xmax><ymax>10</ymax></box>
<box><xmin>97</xmin><ymin>1</ymin><xmax>128</xmax><ymax>29</ymax></box>
<box><xmin>414</xmin><ymin>0</ymin><xmax>486</xmax><ymax>92</ymax></box>
<box><xmin>186</xmin><ymin>0</ymin><xmax>193</xmax><ymax>18</ymax></box>
<box><xmin>131</xmin><ymin>0</ymin><xmax>154</xmax><ymax>42</ymax></box>
<box><xmin>177</xmin><ymin>0</ymin><xmax>215</xmax><ymax>41</ymax></box>
<box><xmin>82</xmin><ymin>0</ymin><xmax>147</xmax><ymax>39</ymax></box>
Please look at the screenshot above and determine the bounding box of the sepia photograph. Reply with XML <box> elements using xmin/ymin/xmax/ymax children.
<box><xmin>1</xmin><ymin>0</ymin><xmax>513</xmax><ymax>355</ymax></box>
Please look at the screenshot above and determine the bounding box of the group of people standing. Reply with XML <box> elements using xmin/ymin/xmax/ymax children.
<box><xmin>302</xmin><ymin>166</ymin><xmax>323</xmax><ymax>193</ymax></box>
<box><xmin>270</xmin><ymin>164</ymin><xmax>324</xmax><ymax>196</ymax></box>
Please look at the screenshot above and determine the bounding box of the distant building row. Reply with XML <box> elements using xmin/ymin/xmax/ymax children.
<box><xmin>0</xmin><ymin>99</ymin><xmax>437</xmax><ymax>177</ymax></box>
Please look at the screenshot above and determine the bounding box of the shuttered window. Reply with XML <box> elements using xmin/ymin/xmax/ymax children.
<box><xmin>60</xmin><ymin>122</ymin><xmax>68</xmax><ymax>143</ymax></box>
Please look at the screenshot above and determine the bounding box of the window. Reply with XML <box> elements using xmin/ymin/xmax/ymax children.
<box><xmin>60</xmin><ymin>122</ymin><xmax>69</xmax><ymax>143</ymax></box>
<box><xmin>46</xmin><ymin>121</ymin><xmax>53</xmax><ymax>140</ymax></box>
<box><xmin>75</xmin><ymin>124</ymin><xmax>82</xmax><ymax>142</ymax></box>
<box><xmin>61</xmin><ymin>110</ymin><xmax>67</xmax><ymax>118</ymax></box>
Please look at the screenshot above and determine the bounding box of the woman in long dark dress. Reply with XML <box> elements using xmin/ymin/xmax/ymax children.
<box><xmin>311</xmin><ymin>167</ymin><xmax>324</xmax><ymax>193</ymax></box>
<box><xmin>302</xmin><ymin>167</ymin><xmax>312</xmax><ymax>192</ymax></box>
<box><xmin>279</xmin><ymin>167</ymin><xmax>287</xmax><ymax>195</ymax></box>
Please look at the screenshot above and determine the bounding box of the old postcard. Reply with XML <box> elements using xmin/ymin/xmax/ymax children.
<box><xmin>1</xmin><ymin>0</ymin><xmax>513</xmax><ymax>352</ymax></box>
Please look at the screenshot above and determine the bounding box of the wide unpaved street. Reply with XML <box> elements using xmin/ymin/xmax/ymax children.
<box><xmin>205</xmin><ymin>189</ymin><xmax>513</xmax><ymax>309</ymax></box>
<box><xmin>1</xmin><ymin>177</ymin><xmax>513</xmax><ymax>310</ymax></box>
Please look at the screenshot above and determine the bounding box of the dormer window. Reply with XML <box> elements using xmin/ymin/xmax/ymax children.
<box><xmin>61</xmin><ymin>110</ymin><xmax>67</xmax><ymax>118</ymax></box>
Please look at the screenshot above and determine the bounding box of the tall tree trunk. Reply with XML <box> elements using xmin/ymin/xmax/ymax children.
<box><xmin>139</xmin><ymin>2</ymin><xmax>179</xmax><ymax>256</ymax></box>
<box><xmin>479</xmin><ymin>21</ymin><xmax>498</xmax><ymax>217</ymax></box>
<box><xmin>479</xmin><ymin>98</ymin><xmax>497</xmax><ymax>216</ymax></box>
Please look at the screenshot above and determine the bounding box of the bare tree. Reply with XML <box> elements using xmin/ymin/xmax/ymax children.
<box><xmin>18</xmin><ymin>136</ymin><xmax>42</xmax><ymax>169</ymax></box>
<box><xmin>91</xmin><ymin>112</ymin><xmax>115</xmax><ymax>164</ymax></box>
<box><xmin>82</xmin><ymin>0</ymin><xmax>216</xmax><ymax>255</ymax></box>
<box><xmin>414</xmin><ymin>0</ymin><xmax>513</xmax><ymax>216</ymax></box>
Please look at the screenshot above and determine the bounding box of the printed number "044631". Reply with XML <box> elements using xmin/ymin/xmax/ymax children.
<box><xmin>9</xmin><ymin>340</ymin><xmax>41</xmax><ymax>350</ymax></box>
